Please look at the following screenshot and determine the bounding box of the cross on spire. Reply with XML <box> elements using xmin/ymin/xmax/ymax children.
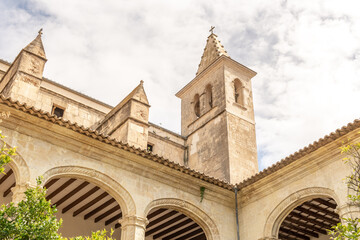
<box><xmin>209</xmin><ymin>26</ymin><xmax>215</xmax><ymax>34</ymax></box>
<box><xmin>38</xmin><ymin>28</ymin><xmax>43</xmax><ymax>35</ymax></box>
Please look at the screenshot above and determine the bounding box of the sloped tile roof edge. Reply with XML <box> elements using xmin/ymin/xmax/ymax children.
<box><xmin>0</xmin><ymin>95</ymin><xmax>234</xmax><ymax>191</ymax></box>
<box><xmin>236</xmin><ymin>118</ymin><xmax>360</xmax><ymax>189</ymax></box>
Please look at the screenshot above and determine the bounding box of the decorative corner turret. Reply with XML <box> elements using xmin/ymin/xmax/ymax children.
<box><xmin>96</xmin><ymin>81</ymin><xmax>150</xmax><ymax>149</ymax></box>
<box><xmin>0</xmin><ymin>29</ymin><xmax>47</xmax><ymax>106</ymax></box>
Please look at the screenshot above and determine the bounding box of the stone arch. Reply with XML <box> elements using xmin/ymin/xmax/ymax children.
<box><xmin>263</xmin><ymin>187</ymin><xmax>340</xmax><ymax>239</ymax></box>
<box><xmin>42</xmin><ymin>165</ymin><xmax>136</xmax><ymax>216</ymax></box>
<box><xmin>0</xmin><ymin>139</ymin><xmax>30</xmax><ymax>185</ymax></box>
<box><xmin>144</xmin><ymin>198</ymin><xmax>220</xmax><ymax>240</ymax></box>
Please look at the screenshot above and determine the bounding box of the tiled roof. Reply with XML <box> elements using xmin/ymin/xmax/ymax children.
<box><xmin>236</xmin><ymin>118</ymin><xmax>360</xmax><ymax>189</ymax></box>
<box><xmin>1</xmin><ymin>95</ymin><xmax>359</xmax><ymax>192</ymax></box>
<box><xmin>0</xmin><ymin>95</ymin><xmax>234</xmax><ymax>191</ymax></box>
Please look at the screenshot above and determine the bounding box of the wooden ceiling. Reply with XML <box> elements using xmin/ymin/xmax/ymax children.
<box><xmin>279</xmin><ymin>197</ymin><xmax>340</xmax><ymax>240</ymax></box>
<box><xmin>1</xmin><ymin>172</ymin><xmax>206</xmax><ymax>239</ymax></box>
<box><xmin>45</xmin><ymin>177</ymin><xmax>206</xmax><ymax>239</ymax></box>
<box><xmin>0</xmin><ymin>166</ymin><xmax>16</xmax><ymax>202</ymax></box>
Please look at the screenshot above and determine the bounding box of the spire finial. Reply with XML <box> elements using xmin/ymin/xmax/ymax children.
<box><xmin>209</xmin><ymin>26</ymin><xmax>215</xmax><ymax>34</ymax></box>
<box><xmin>140</xmin><ymin>80</ymin><xmax>144</xmax><ymax>85</ymax></box>
<box><xmin>38</xmin><ymin>28</ymin><xmax>43</xmax><ymax>35</ymax></box>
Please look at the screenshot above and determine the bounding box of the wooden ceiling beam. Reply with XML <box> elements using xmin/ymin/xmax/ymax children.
<box><xmin>280</xmin><ymin>222</ymin><xmax>319</xmax><ymax>238</ymax></box>
<box><xmin>302</xmin><ymin>202</ymin><xmax>339</xmax><ymax>218</ymax></box>
<box><xmin>73</xmin><ymin>192</ymin><xmax>108</xmax><ymax>217</ymax></box>
<box><xmin>105</xmin><ymin>212</ymin><xmax>122</xmax><ymax>226</ymax></box>
<box><xmin>53</xmin><ymin>181</ymin><xmax>89</xmax><ymax>207</ymax></box>
<box><xmin>162</xmin><ymin>223</ymin><xmax>199</xmax><ymax>240</ymax></box>
<box><xmin>175</xmin><ymin>228</ymin><xmax>203</xmax><ymax>240</ymax></box>
<box><xmin>295</xmin><ymin>206</ymin><xmax>338</xmax><ymax>225</ymax></box>
<box><xmin>289</xmin><ymin>212</ymin><xmax>333</xmax><ymax>229</ymax></box>
<box><xmin>62</xmin><ymin>186</ymin><xmax>100</xmax><ymax>214</ymax></box>
<box><xmin>312</xmin><ymin>198</ymin><xmax>337</xmax><ymax>209</ymax></box>
<box><xmin>278</xmin><ymin>233</ymin><xmax>294</xmax><ymax>240</ymax></box>
<box><xmin>147</xmin><ymin>210</ymin><xmax>178</xmax><ymax>229</ymax></box>
<box><xmin>280</xmin><ymin>227</ymin><xmax>310</xmax><ymax>240</ymax></box>
<box><xmin>147</xmin><ymin>217</ymin><xmax>192</xmax><ymax>237</ymax></box>
<box><xmin>147</xmin><ymin>208</ymin><xmax>167</xmax><ymax>220</ymax></box>
<box><xmin>84</xmin><ymin>198</ymin><xmax>116</xmax><ymax>220</ymax></box>
<box><xmin>44</xmin><ymin>178</ymin><xmax>59</xmax><ymax>189</ymax></box>
<box><xmin>3</xmin><ymin>182</ymin><xmax>15</xmax><ymax>197</ymax></box>
<box><xmin>95</xmin><ymin>205</ymin><xmax>120</xmax><ymax>223</ymax></box>
<box><xmin>284</xmin><ymin>217</ymin><xmax>328</xmax><ymax>235</ymax></box>
<box><xmin>189</xmin><ymin>233</ymin><xmax>206</xmax><ymax>240</ymax></box>
<box><xmin>47</xmin><ymin>178</ymin><xmax>76</xmax><ymax>200</ymax></box>
<box><xmin>0</xmin><ymin>169</ymin><xmax>13</xmax><ymax>185</ymax></box>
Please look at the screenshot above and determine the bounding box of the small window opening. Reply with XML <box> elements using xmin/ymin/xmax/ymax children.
<box><xmin>147</xmin><ymin>144</ymin><xmax>153</xmax><ymax>152</ymax></box>
<box><xmin>52</xmin><ymin>105</ymin><xmax>65</xmax><ymax>118</ymax></box>
<box><xmin>234</xmin><ymin>79</ymin><xmax>244</xmax><ymax>106</ymax></box>
<box><xmin>194</xmin><ymin>94</ymin><xmax>200</xmax><ymax>117</ymax></box>
<box><xmin>205</xmin><ymin>84</ymin><xmax>213</xmax><ymax>108</ymax></box>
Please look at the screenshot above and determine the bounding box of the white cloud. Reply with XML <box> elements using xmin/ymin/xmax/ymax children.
<box><xmin>1</xmin><ymin>0</ymin><xmax>360</xmax><ymax>170</ymax></box>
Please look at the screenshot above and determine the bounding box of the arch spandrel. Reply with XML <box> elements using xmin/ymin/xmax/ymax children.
<box><xmin>263</xmin><ymin>187</ymin><xmax>340</xmax><ymax>238</ymax></box>
<box><xmin>42</xmin><ymin>165</ymin><xmax>136</xmax><ymax>216</ymax></box>
<box><xmin>0</xmin><ymin>139</ymin><xmax>31</xmax><ymax>185</ymax></box>
<box><xmin>144</xmin><ymin>198</ymin><xmax>220</xmax><ymax>240</ymax></box>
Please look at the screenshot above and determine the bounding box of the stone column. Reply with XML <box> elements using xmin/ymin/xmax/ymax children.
<box><xmin>119</xmin><ymin>215</ymin><xmax>149</xmax><ymax>240</ymax></box>
<box><xmin>336</xmin><ymin>203</ymin><xmax>360</xmax><ymax>220</ymax></box>
<box><xmin>11</xmin><ymin>183</ymin><xmax>30</xmax><ymax>204</ymax></box>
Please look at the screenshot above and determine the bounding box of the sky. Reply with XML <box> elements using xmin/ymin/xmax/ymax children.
<box><xmin>1</xmin><ymin>0</ymin><xmax>360</xmax><ymax>170</ymax></box>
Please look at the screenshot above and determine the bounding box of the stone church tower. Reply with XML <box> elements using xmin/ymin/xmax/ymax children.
<box><xmin>176</xmin><ymin>32</ymin><xmax>258</xmax><ymax>184</ymax></box>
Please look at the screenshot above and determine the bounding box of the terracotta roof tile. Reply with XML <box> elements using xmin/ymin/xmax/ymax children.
<box><xmin>0</xmin><ymin>95</ymin><xmax>234</xmax><ymax>191</ymax></box>
<box><xmin>236</xmin><ymin>118</ymin><xmax>360</xmax><ymax>189</ymax></box>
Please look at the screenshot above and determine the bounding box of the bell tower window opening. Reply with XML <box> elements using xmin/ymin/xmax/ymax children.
<box><xmin>194</xmin><ymin>94</ymin><xmax>200</xmax><ymax>117</ymax></box>
<box><xmin>234</xmin><ymin>79</ymin><xmax>244</xmax><ymax>106</ymax></box>
<box><xmin>52</xmin><ymin>105</ymin><xmax>65</xmax><ymax>118</ymax></box>
<box><xmin>205</xmin><ymin>84</ymin><xmax>213</xmax><ymax>108</ymax></box>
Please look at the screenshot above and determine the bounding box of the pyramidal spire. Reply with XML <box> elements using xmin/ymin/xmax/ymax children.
<box><xmin>24</xmin><ymin>28</ymin><xmax>46</xmax><ymax>59</ymax></box>
<box><xmin>196</xmin><ymin>28</ymin><xmax>229</xmax><ymax>75</ymax></box>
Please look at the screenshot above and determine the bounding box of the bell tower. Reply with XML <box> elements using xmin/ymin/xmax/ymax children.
<box><xmin>176</xmin><ymin>30</ymin><xmax>258</xmax><ymax>184</ymax></box>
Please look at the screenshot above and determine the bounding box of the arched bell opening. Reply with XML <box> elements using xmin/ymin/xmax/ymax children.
<box><xmin>45</xmin><ymin>177</ymin><xmax>123</xmax><ymax>238</ymax></box>
<box><xmin>278</xmin><ymin>197</ymin><xmax>340</xmax><ymax>240</ymax></box>
<box><xmin>145</xmin><ymin>208</ymin><xmax>206</xmax><ymax>240</ymax></box>
<box><xmin>0</xmin><ymin>165</ymin><xmax>16</xmax><ymax>205</ymax></box>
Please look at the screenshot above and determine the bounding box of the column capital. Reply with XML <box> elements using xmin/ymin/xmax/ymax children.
<box><xmin>336</xmin><ymin>202</ymin><xmax>360</xmax><ymax>219</ymax></box>
<box><xmin>11</xmin><ymin>182</ymin><xmax>36</xmax><ymax>203</ymax></box>
<box><xmin>119</xmin><ymin>215</ymin><xmax>149</xmax><ymax>240</ymax></box>
<box><xmin>119</xmin><ymin>215</ymin><xmax>149</xmax><ymax>230</ymax></box>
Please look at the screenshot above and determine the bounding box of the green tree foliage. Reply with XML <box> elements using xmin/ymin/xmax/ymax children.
<box><xmin>0</xmin><ymin>177</ymin><xmax>61</xmax><ymax>240</ymax></box>
<box><xmin>0</xmin><ymin>112</ymin><xmax>15</xmax><ymax>174</ymax></box>
<box><xmin>0</xmin><ymin>125</ymin><xmax>116</xmax><ymax>240</ymax></box>
<box><xmin>328</xmin><ymin>141</ymin><xmax>360</xmax><ymax>239</ymax></box>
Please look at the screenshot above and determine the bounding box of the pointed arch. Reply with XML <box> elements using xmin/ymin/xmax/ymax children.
<box><xmin>42</xmin><ymin>166</ymin><xmax>136</xmax><ymax>216</ymax></box>
<box><xmin>144</xmin><ymin>198</ymin><xmax>220</xmax><ymax>240</ymax></box>
<box><xmin>263</xmin><ymin>187</ymin><xmax>340</xmax><ymax>239</ymax></box>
